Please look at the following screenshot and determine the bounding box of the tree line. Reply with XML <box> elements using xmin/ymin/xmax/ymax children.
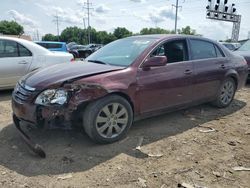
<box><xmin>43</xmin><ymin>26</ymin><xmax>198</xmax><ymax>45</ymax></box>
<box><xmin>0</xmin><ymin>20</ymin><xmax>198</xmax><ymax>45</ymax></box>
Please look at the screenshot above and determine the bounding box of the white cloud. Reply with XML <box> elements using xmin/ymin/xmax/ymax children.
<box><xmin>35</xmin><ymin>3</ymin><xmax>85</xmax><ymax>25</ymax></box>
<box><xmin>158</xmin><ymin>6</ymin><xmax>177</xmax><ymax>20</ymax></box>
<box><xmin>134</xmin><ymin>6</ymin><xmax>178</xmax><ymax>26</ymax></box>
<box><xmin>95</xmin><ymin>4</ymin><xmax>111</xmax><ymax>14</ymax></box>
<box><xmin>130</xmin><ymin>0</ymin><xmax>144</xmax><ymax>2</ymax></box>
<box><xmin>7</xmin><ymin>10</ymin><xmax>38</xmax><ymax>31</ymax></box>
<box><xmin>197</xmin><ymin>21</ymin><xmax>232</xmax><ymax>41</ymax></box>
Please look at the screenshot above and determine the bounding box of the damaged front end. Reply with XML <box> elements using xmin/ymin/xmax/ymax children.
<box><xmin>12</xmin><ymin>81</ymin><xmax>109</xmax><ymax>158</ymax></box>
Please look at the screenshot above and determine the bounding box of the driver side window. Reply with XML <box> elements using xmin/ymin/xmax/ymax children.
<box><xmin>151</xmin><ymin>39</ymin><xmax>188</xmax><ymax>63</ymax></box>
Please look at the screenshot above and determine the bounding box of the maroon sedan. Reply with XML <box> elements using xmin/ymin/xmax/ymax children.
<box><xmin>12</xmin><ymin>35</ymin><xmax>248</xmax><ymax>157</ymax></box>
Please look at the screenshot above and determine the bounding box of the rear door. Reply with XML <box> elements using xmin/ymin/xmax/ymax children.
<box><xmin>137</xmin><ymin>38</ymin><xmax>194</xmax><ymax>113</ymax></box>
<box><xmin>0</xmin><ymin>39</ymin><xmax>33</xmax><ymax>88</ymax></box>
<box><xmin>189</xmin><ymin>39</ymin><xmax>229</xmax><ymax>101</ymax></box>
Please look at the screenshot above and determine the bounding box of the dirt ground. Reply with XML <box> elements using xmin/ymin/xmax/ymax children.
<box><xmin>0</xmin><ymin>86</ymin><xmax>249</xmax><ymax>188</ymax></box>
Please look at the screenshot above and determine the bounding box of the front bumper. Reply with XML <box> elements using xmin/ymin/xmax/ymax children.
<box><xmin>12</xmin><ymin>96</ymin><xmax>74</xmax><ymax>129</ymax></box>
<box><xmin>13</xmin><ymin>114</ymin><xmax>46</xmax><ymax>158</ymax></box>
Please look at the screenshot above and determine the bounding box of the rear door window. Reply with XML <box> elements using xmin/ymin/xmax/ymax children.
<box><xmin>190</xmin><ymin>39</ymin><xmax>217</xmax><ymax>60</ymax></box>
<box><xmin>0</xmin><ymin>40</ymin><xmax>18</xmax><ymax>58</ymax></box>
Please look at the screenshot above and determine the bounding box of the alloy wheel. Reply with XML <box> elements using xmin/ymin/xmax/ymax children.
<box><xmin>95</xmin><ymin>103</ymin><xmax>128</xmax><ymax>138</ymax></box>
<box><xmin>220</xmin><ymin>80</ymin><xmax>235</xmax><ymax>105</ymax></box>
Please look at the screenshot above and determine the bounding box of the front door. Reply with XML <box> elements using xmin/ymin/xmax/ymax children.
<box><xmin>137</xmin><ymin>39</ymin><xmax>194</xmax><ymax>114</ymax></box>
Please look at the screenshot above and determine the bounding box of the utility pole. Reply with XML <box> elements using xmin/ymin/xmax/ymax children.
<box><xmin>53</xmin><ymin>13</ymin><xmax>60</xmax><ymax>41</ymax></box>
<box><xmin>83</xmin><ymin>18</ymin><xmax>86</xmax><ymax>30</ymax></box>
<box><xmin>83</xmin><ymin>0</ymin><xmax>93</xmax><ymax>44</ymax></box>
<box><xmin>172</xmin><ymin>0</ymin><xmax>182</xmax><ymax>34</ymax></box>
<box><xmin>36</xmin><ymin>30</ymin><xmax>39</xmax><ymax>41</ymax></box>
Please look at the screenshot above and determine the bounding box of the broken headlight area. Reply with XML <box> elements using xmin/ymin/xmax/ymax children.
<box><xmin>35</xmin><ymin>89</ymin><xmax>68</xmax><ymax>105</ymax></box>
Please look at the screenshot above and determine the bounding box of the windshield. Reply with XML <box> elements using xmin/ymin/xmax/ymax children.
<box><xmin>86</xmin><ymin>38</ymin><xmax>155</xmax><ymax>67</ymax></box>
<box><xmin>237</xmin><ymin>40</ymin><xmax>250</xmax><ymax>51</ymax></box>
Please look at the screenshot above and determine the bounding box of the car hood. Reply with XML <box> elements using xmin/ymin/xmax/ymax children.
<box><xmin>23</xmin><ymin>62</ymin><xmax>125</xmax><ymax>89</ymax></box>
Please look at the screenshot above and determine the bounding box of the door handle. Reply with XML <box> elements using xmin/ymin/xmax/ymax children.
<box><xmin>18</xmin><ymin>61</ymin><xmax>28</xmax><ymax>65</ymax></box>
<box><xmin>220</xmin><ymin>64</ymin><xmax>225</xmax><ymax>69</ymax></box>
<box><xmin>184</xmin><ymin>69</ymin><xmax>192</xmax><ymax>75</ymax></box>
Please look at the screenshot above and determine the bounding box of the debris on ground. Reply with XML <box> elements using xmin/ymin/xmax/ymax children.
<box><xmin>147</xmin><ymin>153</ymin><xmax>163</xmax><ymax>158</ymax></box>
<box><xmin>137</xmin><ymin>177</ymin><xmax>147</xmax><ymax>187</ymax></box>
<box><xmin>135</xmin><ymin>137</ymin><xmax>144</xmax><ymax>150</ymax></box>
<box><xmin>135</xmin><ymin>136</ymin><xmax>163</xmax><ymax>157</ymax></box>
<box><xmin>212</xmin><ymin>171</ymin><xmax>221</xmax><ymax>177</ymax></box>
<box><xmin>1</xmin><ymin>171</ymin><xmax>6</xmax><ymax>175</ymax></box>
<box><xmin>232</xmin><ymin>167</ymin><xmax>250</xmax><ymax>171</ymax></box>
<box><xmin>57</xmin><ymin>173</ymin><xmax>73</xmax><ymax>180</ymax></box>
<box><xmin>227</xmin><ymin>141</ymin><xmax>237</xmax><ymax>146</ymax></box>
<box><xmin>177</xmin><ymin>182</ymin><xmax>207</xmax><ymax>188</ymax></box>
<box><xmin>195</xmin><ymin>171</ymin><xmax>204</xmax><ymax>178</ymax></box>
<box><xmin>198</xmin><ymin>126</ymin><xmax>216</xmax><ymax>133</ymax></box>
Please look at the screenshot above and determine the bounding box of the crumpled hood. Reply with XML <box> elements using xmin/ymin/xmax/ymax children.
<box><xmin>23</xmin><ymin>62</ymin><xmax>125</xmax><ymax>89</ymax></box>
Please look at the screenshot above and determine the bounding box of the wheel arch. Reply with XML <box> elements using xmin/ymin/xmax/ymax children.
<box><xmin>71</xmin><ymin>91</ymin><xmax>135</xmax><ymax>124</ymax></box>
<box><xmin>108</xmin><ymin>91</ymin><xmax>134</xmax><ymax>113</ymax></box>
<box><xmin>225</xmin><ymin>70</ymin><xmax>239</xmax><ymax>89</ymax></box>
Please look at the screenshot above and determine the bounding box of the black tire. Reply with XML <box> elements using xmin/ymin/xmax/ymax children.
<box><xmin>212</xmin><ymin>77</ymin><xmax>236</xmax><ymax>108</ymax></box>
<box><xmin>83</xmin><ymin>95</ymin><xmax>133</xmax><ymax>144</ymax></box>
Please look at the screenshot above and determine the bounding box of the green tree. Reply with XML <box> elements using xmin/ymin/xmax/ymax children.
<box><xmin>60</xmin><ymin>27</ymin><xmax>87</xmax><ymax>44</ymax></box>
<box><xmin>140</xmin><ymin>27</ymin><xmax>175</xmax><ymax>35</ymax></box>
<box><xmin>42</xmin><ymin>33</ymin><xmax>59</xmax><ymax>41</ymax></box>
<box><xmin>0</xmin><ymin>20</ymin><xmax>24</xmax><ymax>35</ymax></box>
<box><xmin>177</xmin><ymin>26</ymin><xmax>196</xmax><ymax>35</ymax></box>
<box><xmin>95</xmin><ymin>31</ymin><xmax>116</xmax><ymax>44</ymax></box>
<box><xmin>113</xmin><ymin>27</ymin><xmax>132</xmax><ymax>39</ymax></box>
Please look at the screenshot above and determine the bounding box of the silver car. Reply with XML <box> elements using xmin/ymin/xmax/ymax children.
<box><xmin>0</xmin><ymin>36</ymin><xmax>74</xmax><ymax>90</ymax></box>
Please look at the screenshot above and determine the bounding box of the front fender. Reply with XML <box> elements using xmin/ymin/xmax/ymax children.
<box><xmin>66</xmin><ymin>83</ymin><xmax>109</xmax><ymax>110</ymax></box>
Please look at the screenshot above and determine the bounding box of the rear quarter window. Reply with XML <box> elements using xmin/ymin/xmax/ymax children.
<box><xmin>215</xmin><ymin>45</ymin><xmax>225</xmax><ymax>57</ymax></box>
<box><xmin>18</xmin><ymin>44</ymin><xmax>32</xmax><ymax>57</ymax></box>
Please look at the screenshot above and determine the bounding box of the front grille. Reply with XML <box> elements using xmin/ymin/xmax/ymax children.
<box><xmin>13</xmin><ymin>83</ymin><xmax>36</xmax><ymax>103</ymax></box>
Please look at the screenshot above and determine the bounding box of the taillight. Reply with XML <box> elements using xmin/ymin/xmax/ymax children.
<box><xmin>70</xmin><ymin>58</ymin><xmax>75</xmax><ymax>62</ymax></box>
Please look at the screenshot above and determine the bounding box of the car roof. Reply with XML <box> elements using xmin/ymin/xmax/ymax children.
<box><xmin>127</xmin><ymin>34</ymin><xmax>215</xmax><ymax>42</ymax></box>
<box><xmin>0</xmin><ymin>36</ymin><xmax>51</xmax><ymax>54</ymax></box>
<box><xmin>35</xmin><ymin>41</ymin><xmax>66</xmax><ymax>44</ymax></box>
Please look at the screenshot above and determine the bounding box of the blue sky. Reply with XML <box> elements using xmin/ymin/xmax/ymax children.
<box><xmin>1</xmin><ymin>0</ymin><xmax>250</xmax><ymax>41</ymax></box>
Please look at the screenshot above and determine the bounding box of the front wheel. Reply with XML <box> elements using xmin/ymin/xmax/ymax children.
<box><xmin>83</xmin><ymin>95</ymin><xmax>133</xmax><ymax>143</ymax></box>
<box><xmin>212</xmin><ymin>78</ymin><xmax>236</xmax><ymax>108</ymax></box>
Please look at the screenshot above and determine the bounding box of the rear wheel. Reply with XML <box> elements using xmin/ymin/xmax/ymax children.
<box><xmin>83</xmin><ymin>95</ymin><xmax>133</xmax><ymax>143</ymax></box>
<box><xmin>212</xmin><ymin>78</ymin><xmax>236</xmax><ymax>108</ymax></box>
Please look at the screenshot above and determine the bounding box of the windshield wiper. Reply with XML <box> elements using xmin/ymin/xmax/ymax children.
<box><xmin>88</xmin><ymin>60</ymin><xmax>109</xmax><ymax>65</ymax></box>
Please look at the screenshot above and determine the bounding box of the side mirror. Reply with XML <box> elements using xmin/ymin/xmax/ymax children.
<box><xmin>142</xmin><ymin>56</ymin><xmax>167</xmax><ymax>69</ymax></box>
